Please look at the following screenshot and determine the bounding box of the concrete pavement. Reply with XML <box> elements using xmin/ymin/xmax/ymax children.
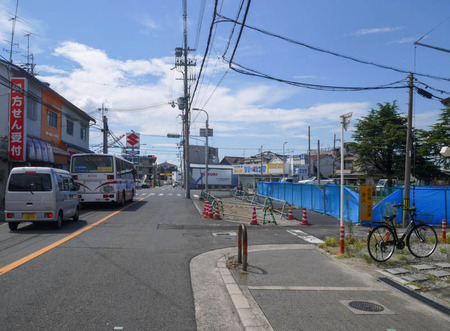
<box><xmin>190</xmin><ymin>197</ymin><xmax>450</xmax><ymax>330</ymax></box>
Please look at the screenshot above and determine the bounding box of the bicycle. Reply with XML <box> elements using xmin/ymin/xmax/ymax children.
<box><xmin>367</xmin><ymin>204</ymin><xmax>438</xmax><ymax>262</ymax></box>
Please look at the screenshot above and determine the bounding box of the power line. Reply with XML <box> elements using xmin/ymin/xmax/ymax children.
<box><xmin>217</xmin><ymin>14</ymin><xmax>450</xmax><ymax>83</ymax></box>
<box><xmin>225</xmin><ymin>58</ymin><xmax>409</xmax><ymax>91</ymax></box>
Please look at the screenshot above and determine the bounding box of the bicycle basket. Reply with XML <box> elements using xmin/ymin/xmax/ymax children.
<box><xmin>414</xmin><ymin>211</ymin><xmax>434</xmax><ymax>224</ymax></box>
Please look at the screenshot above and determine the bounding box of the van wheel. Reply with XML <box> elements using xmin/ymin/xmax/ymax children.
<box><xmin>54</xmin><ymin>212</ymin><xmax>63</xmax><ymax>229</ymax></box>
<box><xmin>72</xmin><ymin>206</ymin><xmax>80</xmax><ymax>222</ymax></box>
<box><xmin>129</xmin><ymin>190</ymin><xmax>135</xmax><ymax>202</ymax></box>
<box><xmin>8</xmin><ymin>222</ymin><xmax>19</xmax><ymax>231</ymax></box>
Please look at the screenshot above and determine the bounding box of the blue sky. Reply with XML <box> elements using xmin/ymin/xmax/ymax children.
<box><xmin>1</xmin><ymin>0</ymin><xmax>449</xmax><ymax>166</ymax></box>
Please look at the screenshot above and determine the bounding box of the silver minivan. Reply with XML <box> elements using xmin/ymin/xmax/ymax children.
<box><xmin>4</xmin><ymin>167</ymin><xmax>80</xmax><ymax>231</ymax></box>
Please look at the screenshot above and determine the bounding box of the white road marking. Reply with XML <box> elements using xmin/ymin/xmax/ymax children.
<box><xmin>287</xmin><ymin>229</ymin><xmax>324</xmax><ymax>244</ymax></box>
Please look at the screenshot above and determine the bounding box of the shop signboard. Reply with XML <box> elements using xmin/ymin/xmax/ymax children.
<box><xmin>9</xmin><ymin>77</ymin><xmax>27</xmax><ymax>162</ymax></box>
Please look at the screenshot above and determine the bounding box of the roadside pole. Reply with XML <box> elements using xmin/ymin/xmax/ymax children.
<box><xmin>339</xmin><ymin>112</ymin><xmax>352</xmax><ymax>255</ymax></box>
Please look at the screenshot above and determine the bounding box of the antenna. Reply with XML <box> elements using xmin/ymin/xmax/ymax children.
<box><xmin>9</xmin><ymin>0</ymin><xmax>20</xmax><ymax>63</ymax></box>
<box><xmin>24</xmin><ymin>33</ymin><xmax>36</xmax><ymax>75</ymax></box>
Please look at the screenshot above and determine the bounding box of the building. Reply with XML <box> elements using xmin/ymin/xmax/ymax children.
<box><xmin>0</xmin><ymin>59</ymin><xmax>95</xmax><ymax>207</ymax></box>
<box><xmin>189</xmin><ymin>145</ymin><xmax>219</xmax><ymax>165</ymax></box>
<box><xmin>134</xmin><ymin>155</ymin><xmax>157</xmax><ymax>186</ymax></box>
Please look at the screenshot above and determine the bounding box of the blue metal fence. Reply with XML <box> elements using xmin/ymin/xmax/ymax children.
<box><xmin>257</xmin><ymin>182</ymin><xmax>449</xmax><ymax>225</ymax></box>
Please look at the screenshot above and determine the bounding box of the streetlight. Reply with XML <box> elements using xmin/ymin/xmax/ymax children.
<box><xmin>282</xmin><ymin>142</ymin><xmax>287</xmax><ymax>178</ymax></box>
<box><xmin>192</xmin><ymin>108</ymin><xmax>210</xmax><ymax>192</ymax></box>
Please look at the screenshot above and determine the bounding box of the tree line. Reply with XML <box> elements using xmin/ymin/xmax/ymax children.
<box><xmin>349</xmin><ymin>101</ymin><xmax>450</xmax><ymax>185</ymax></box>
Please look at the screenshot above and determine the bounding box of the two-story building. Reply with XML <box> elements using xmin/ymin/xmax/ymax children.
<box><xmin>0</xmin><ymin>59</ymin><xmax>95</xmax><ymax>206</ymax></box>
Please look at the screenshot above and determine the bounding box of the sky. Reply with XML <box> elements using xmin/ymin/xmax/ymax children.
<box><xmin>1</xmin><ymin>0</ymin><xmax>449</xmax><ymax>167</ymax></box>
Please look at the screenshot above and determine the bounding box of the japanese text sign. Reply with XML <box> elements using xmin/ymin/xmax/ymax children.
<box><xmin>360</xmin><ymin>185</ymin><xmax>373</xmax><ymax>221</ymax></box>
<box><xmin>9</xmin><ymin>78</ymin><xmax>27</xmax><ymax>162</ymax></box>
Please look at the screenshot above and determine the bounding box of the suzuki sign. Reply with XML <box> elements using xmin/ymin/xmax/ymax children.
<box><xmin>126</xmin><ymin>132</ymin><xmax>140</xmax><ymax>148</ymax></box>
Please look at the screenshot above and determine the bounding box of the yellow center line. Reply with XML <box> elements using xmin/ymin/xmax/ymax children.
<box><xmin>0</xmin><ymin>195</ymin><xmax>150</xmax><ymax>276</ymax></box>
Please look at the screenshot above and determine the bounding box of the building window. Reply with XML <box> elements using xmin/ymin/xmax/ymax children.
<box><xmin>27</xmin><ymin>99</ymin><xmax>37</xmax><ymax>120</ymax></box>
<box><xmin>344</xmin><ymin>160</ymin><xmax>353</xmax><ymax>170</ymax></box>
<box><xmin>48</xmin><ymin>110</ymin><xmax>57</xmax><ymax>128</ymax></box>
<box><xmin>80</xmin><ymin>127</ymin><xmax>87</xmax><ymax>141</ymax></box>
<box><xmin>67</xmin><ymin>119</ymin><xmax>74</xmax><ymax>136</ymax></box>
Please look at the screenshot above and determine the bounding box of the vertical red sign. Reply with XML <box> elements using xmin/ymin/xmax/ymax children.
<box><xmin>9</xmin><ymin>77</ymin><xmax>27</xmax><ymax>162</ymax></box>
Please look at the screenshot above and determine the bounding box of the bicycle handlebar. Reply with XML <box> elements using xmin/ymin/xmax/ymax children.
<box><xmin>392</xmin><ymin>203</ymin><xmax>416</xmax><ymax>212</ymax></box>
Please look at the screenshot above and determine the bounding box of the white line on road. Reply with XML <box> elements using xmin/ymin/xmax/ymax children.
<box><xmin>287</xmin><ymin>229</ymin><xmax>324</xmax><ymax>244</ymax></box>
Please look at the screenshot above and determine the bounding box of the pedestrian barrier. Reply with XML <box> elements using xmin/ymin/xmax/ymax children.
<box><xmin>262</xmin><ymin>197</ymin><xmax>277</xmax><ymax>225</ymax></box>
<box><xmin>238</xmin><ymin>224</ymin><xmax>248</xmax><ymax>272</ymax></box>
<box><xmin>443</xmin><ymin>219</ymin><xmax>447</xmax><ymax>243</ymax></box>
<box><xmin>301</xmin><ymin>207</ymin><xmax>309</xmax><ymax>225</ymax></box>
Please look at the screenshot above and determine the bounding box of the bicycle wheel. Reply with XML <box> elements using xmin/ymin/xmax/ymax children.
<box><xmin>367</xmin><ymin>225</ymin><xmax>396</xmax><ymax>262</ymax></box>
<box><xmin>407</xmin><ymin>224</ymin><xmax>437</xmax><ymax>258</ymax></box>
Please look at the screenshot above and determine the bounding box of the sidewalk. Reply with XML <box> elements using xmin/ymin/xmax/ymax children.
<box><xmin>192</xmin><ymin>245</ymin><xmax>450</xmax><ymax>330</ymax></box>
<box><xmin>191</xmin><ymin>197</ymin><xmax>450</xmax><ymax>330</ymax></box>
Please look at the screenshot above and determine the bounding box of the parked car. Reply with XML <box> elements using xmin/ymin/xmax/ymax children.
<box><xmin>4</xmin><ymin>167</ymin><xmax>80</xmax><ymax>230</ymax></box>
<box><xmin>280</xmin><ymin>177</ymin><xmax>294</xmax><ymax>183</ymax></box>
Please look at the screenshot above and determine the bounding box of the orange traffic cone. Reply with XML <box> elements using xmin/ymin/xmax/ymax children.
<box><xmin>203</xmin><ymin>201</ymin><xmax>208</xmax><ymax>218</ymax></box>
<box><xmin>301</xmin><ymin>207</ymin><xmax>309</xmax><ymax>225</ymax></box>
<box><xmin>214</xmin><ymin>203</ymin><xmax>221</xmax><ymax>220</ymax></box>
<box><xmin>250</xmin><ymin>207</ymin><xmax>258</xmax><ymax>225</ymax></box>
<box><xmin>208</xmin><ymin>202</ymin><xmax>213</xmax><ymax>219</ymax></box>
<box><xmin>288</xmin><ymin>204</ymin><xmax>294</xmax><ymax>220</ymax></box>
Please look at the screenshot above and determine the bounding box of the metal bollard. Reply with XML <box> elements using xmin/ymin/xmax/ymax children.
<box><xmin>237</xmin><ymin>224</ymin><xmax>248</xmax><ymax>272</ymax></box>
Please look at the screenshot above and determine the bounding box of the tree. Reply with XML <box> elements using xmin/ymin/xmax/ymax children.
<box><xmin>415</xmin><ymin>107</ymin><xmax>450</xmax><ymax>173</ymax></box>
<box><xmin>351</xmin><ymin>101</ymin><xmax>407</xmax><ymax>185</ymax></box>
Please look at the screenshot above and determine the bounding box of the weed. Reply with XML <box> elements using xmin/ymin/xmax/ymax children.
<box><xmin>403</xmin><ymin>265</ymin><xmax>415</xmax><ymax>271</ymax></box>
<box><xmin>395</xmin><ymin>255</ymin><xmax>411</xmax><ymax>263</ymax></box>
<box><xmin>360</xmin><ymin>254</ymin><xmax>374</xmax><ymax>264</ymax></box>
<box><xmin>426</xmin><ymin>274</ymin><xmax>439</xmax><ymax>281</ymax></box>
<box><xmin>406</xmin><ymin>281</ymin><xmax>422</xmax><ymax>288</ymax></box>
<box><xmin>439</xmin><ymin>246</ymin><xmax>449</xmax><ymax>254</ymax></box>
<box><xmin>324</xmin><ymin>237</ymin><xmax>339</xmax><ymax>247</ymax></box>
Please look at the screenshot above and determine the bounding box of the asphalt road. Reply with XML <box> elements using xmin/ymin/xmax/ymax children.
<box><xmin>0</xmin><ymin>186</ymin><xmax>303</xmax><ymax>330</ymax></box>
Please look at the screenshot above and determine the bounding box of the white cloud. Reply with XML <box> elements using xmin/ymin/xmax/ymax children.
<box><xmin>351</xmin><ymin>26</ymin><xmax>403</xmax><ymax>36</ymax></box>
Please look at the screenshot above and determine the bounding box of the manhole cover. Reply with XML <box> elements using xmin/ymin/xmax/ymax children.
<box><xmin>348</xmin><ymin>301</ymin><xmax>384</xmax><ymax>312</ymax></box>
<box><xmin>340</xmin><ymin>300</ymin><xmax>394</xmax><ymax>315</ymax></box>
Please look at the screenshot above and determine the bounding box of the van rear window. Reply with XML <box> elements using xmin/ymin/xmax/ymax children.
<box><xmin>8</xmin><ymin>173</ymin><xmax>52</xmax><ymax>192</ymax></box>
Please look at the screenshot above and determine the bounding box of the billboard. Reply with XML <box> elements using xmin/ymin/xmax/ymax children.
<box><xmin>192</xmin><ymin>168</ymin><xmax>232</xmax><ymax>186</ymax></box>
<box><xmin>9</xmin><ymin>77</ymin><xmax>27</xmax><ymax>162</ymax></box>
<box><xmin>126</xmin><ymin>132</ymin><xmax>140</xmax><ymax>148</ymax></box>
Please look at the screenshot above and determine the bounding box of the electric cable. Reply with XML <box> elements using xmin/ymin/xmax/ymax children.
<box><xmin>217</xmin><ymin>14</ymin><xmax>450</xmax><ymax>83</ymax></box>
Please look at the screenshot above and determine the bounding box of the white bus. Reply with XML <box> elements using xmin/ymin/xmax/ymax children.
<box><xmin>70</xmin><ymin>153</ymin><xmax>136</xmax><ymax>205</ymax></box>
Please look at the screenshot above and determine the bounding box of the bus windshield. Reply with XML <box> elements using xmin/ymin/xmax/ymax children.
<box><xmin>71</xmin><ymin>155</ymin><xmax>114</xmax><ymax>173</ymax></box>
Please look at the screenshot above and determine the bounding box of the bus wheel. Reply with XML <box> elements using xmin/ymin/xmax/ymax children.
<box><xmin>8</xmin><ymin>222</ymin><xmax>19</xmax><ymax>231</ymax></box>
<box><xmin>130</xmin><ymin>190</ymin><xmax>134</xmax><ymax>202</ymax></box>
<box><xmin>118</xmin><ymin>191</ymin><xmax>125</xmax><ymax>206</ymax></box>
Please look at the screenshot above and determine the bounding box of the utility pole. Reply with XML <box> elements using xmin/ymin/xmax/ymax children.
<box><xmin>174</xmin><ymin>0</ymin><xmax>196</xmax><ymax>199</ymax></box>
<box><xmin>99</xmin><ymin>103</ymin><xmax>108</xmax><ymax>154</ymax></box>
<box><xmin>403</xmin><ymin>73</ymin><xmax>414</xmax><ymax>227</ymax></box>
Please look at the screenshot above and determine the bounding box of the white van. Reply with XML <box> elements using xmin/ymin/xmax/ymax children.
<box><xmin>4</xmin><ymin>167</ymin><xmax>80</xmax><ymax>231</ymax></box>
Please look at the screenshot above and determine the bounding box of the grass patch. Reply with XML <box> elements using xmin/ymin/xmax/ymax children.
<box><xmin>426</xmin><ymin>274</ymin><xmax>439</xmax><ymax>281</ymax></box>
<box><xmin>324</xmin><ymin>237</ymin><xmax>339</xmax><ymax>247</ymax></box>
<box><xmin>439</xmin><ymin>246</ymin><xmax>449</xmax><ymax>254</ymax></box>
<box><xmin>360</xmin><ymin>253</ymin><xmax>374</xmax><ymax>264</ymax></box>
